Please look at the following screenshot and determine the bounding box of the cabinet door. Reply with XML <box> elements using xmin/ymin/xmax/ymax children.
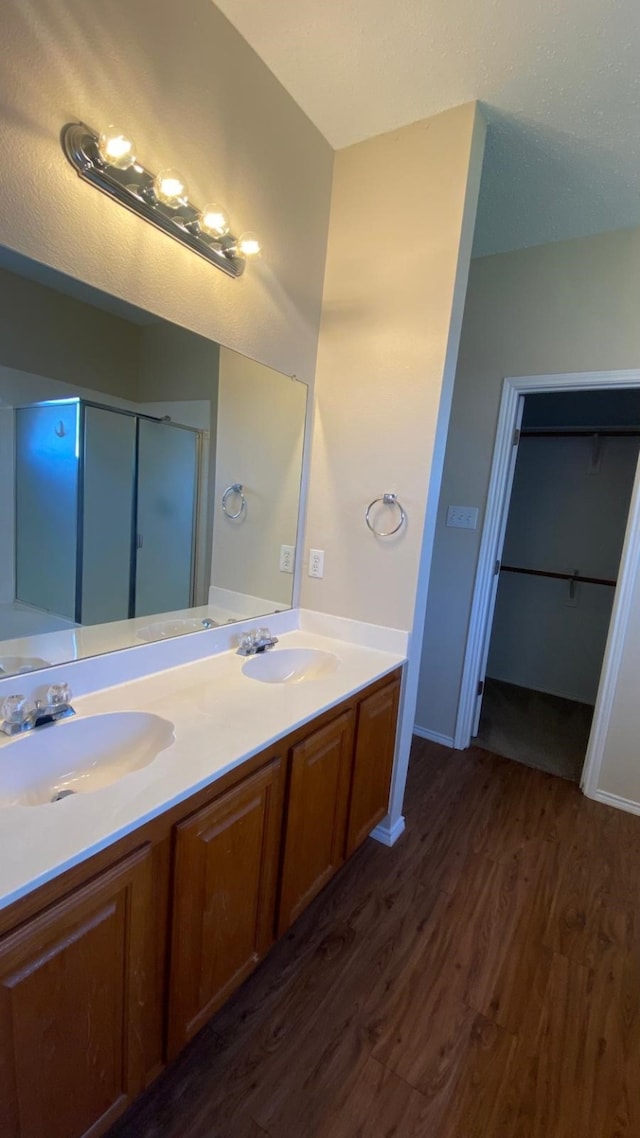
<box><xmin>346</xmin><ymin>676</ymin><xmax>401</xmax><ymax>857</ymax></box>
<box><xmin>278</xmin><ymin>710</ymin><xmax>354</xmax><ymax>936</ymax></box>
<box><xmin>168</xmin><ymin>757</ymin><xmax>284</xmax><ymax>1057</ymax></box>
<box><xmin>0</xmin><ymin>846</ymin><xmax>153</xmax><ymax>1138</ymax></box>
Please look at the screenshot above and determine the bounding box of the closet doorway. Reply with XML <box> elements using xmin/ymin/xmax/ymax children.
<box><xmin>456</xmin><ymin>370</ymin><xmax>640</xmax><ymax>789</ymax></box>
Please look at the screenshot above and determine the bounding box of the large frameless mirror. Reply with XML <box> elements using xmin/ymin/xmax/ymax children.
<box><xmin>0</xmin><ymin>251</ymin><xmax>307</xmax><ymax>676</ymax></box>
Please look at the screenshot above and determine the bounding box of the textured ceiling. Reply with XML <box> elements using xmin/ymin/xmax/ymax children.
<box><xmin>215</xmin><ymin>0</ymin><xmax>640</xmax><ymax>255</ymax></box>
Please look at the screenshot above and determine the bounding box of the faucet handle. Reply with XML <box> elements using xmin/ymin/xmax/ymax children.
<box><xmin>1</xmin><ymin>694</ymin><xmax>29</xmax><ymax>725</ymax></box>
<box><xmin>47</xmin><ymin>683</ymin><xmax>72</xmax><ymax>708</ymax></box>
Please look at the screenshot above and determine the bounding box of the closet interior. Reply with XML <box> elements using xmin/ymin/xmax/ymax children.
<box><xmin>476</xmin><ymin>388</ymin><xmax>640</xmax><ymax>781</ymax></box>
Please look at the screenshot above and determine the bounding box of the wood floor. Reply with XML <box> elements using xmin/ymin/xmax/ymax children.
<box><xmin>107</xmin><ymin>738</ymin><xmax>640</xmax><ymax>1138</ymax></box>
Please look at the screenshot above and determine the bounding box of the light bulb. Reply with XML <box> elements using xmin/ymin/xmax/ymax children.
<box><xmin>199</xmin><ymin>202</ymin><xmax>230</xmax><ymax>238</ymax></box>
<box><xmin>154</xmin><ymin>168</ymin><xmax>188</xmax><ymax>206</ymax></box>
<box><xmin>238</xmin><ymin>231</ymin><xmax>261</xmax><ymax>258</ymax></box>
<box><xmin>97</xmin><ymin>125</ymin><xmax>136</xmax><ymax>169</ymax></box>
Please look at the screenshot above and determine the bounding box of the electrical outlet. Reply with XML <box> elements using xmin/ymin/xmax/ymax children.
<box><xmin>446</xmin><ymin>505</ymin><xmax>479</xmax><ymax>530</ymax></box>
<box><xmin>308</xmin><ymin>548</ymin><xmax>325</xmax><ymax>578</ymax></box>
<box><xmin>279</xmin><ymin>544</ymin><xmax>295</xmax><ymax>573</ymax></box>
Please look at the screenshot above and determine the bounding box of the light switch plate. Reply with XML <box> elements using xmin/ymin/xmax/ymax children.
<box><xmin>446</xmin><ymin>505</ymin><xmax>479</xmax><ymax>530</ymax></box>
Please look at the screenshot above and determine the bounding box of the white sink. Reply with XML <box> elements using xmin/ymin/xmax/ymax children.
<box><xmin>0</xmin><ymin>711</ymin><xmax>175</xmax><ymax>807</ymax></box>
<box><xmin>0</xmin><ymin>656</ymin><xmax>51</xmax><ymax>677</ymax></box>
<box><xmin>136</xmin><ymin>618</ymin><xmax>217</xmax><ymax>642</ymax></box>
<box><xmin>242</xmin><ymin>648</ymin><xmax>339</xmax><ymax>684</ymax></box>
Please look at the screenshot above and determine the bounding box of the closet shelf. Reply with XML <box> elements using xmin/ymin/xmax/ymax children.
<box><xmin>500</xmin><ymin>565</ymin><xmax>617</xmax><ymax>588</ymax></box>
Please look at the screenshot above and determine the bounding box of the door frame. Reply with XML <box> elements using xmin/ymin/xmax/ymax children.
<box><xmin>470</xmin><ymin>394</ymin><xmax>524</xmax><ymax>738</ymax></box>
<box><xmin>454</xmin><ymin>368</ymin><xmax>640</xmax><ymax>799</ymax></box>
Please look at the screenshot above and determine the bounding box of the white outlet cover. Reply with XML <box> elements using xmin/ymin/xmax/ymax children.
<box><xmin>308</xmin><ymin>548</ymin><xmax>325</xmax><ymax>578</ymax></box>
<box><xmin>279</xmin><ymin>544</ymin><xmax>295</xmax><ymax>573</ymax></box>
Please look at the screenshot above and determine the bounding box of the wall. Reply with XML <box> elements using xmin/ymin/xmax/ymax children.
<box><xmin>212</xmin><ymin>348</ymin><xmax>306</xmax><ymax>606</ymax></box>
<box><xmin>0</xmin><ymin>266</ymin><xmax>140</xmax><ymax>399</ymax></box>
<box><xmin>0</xmin><ymin>264</ymin><xmax>222</xmax><ymax>410</ymax></box>
<box><xmin>417</xmin><ymin>225</ymin><xmax>640</xmax><ymax>740</ymax></box>
<box><xmin>301</xmin><ymin>104</ymin><xmax>485</xmax><ymax>631</ymax></box>
<box><xmin>487</xmin><ymin>435</ymin><xmax>639</xmax><ymax>703</ymax></box>
<box><xmin>0</xmin><ymin>0</ymin><xmax>333</xmax><ymax>383</ymax></box>
<box><xmin>138</xmin><ymin>324</ymin><xmax>220</xmax><ymax>405</ymax></box>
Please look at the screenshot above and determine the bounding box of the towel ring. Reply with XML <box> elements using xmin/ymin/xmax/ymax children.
<box><xmin>365</xmin><ymin>493</ymin><xmax>406</xmax><ymax>537</ymax></box>
<box><xmin>222</xmin><ymin>482</ymin><xmax>246</xmax><ymax>519</ymax></box>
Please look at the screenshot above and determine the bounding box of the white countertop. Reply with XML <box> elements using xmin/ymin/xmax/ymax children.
<box><xmin>0</xmin><ymin>627</ymin><xmax>405</xmax><ymax>913</ymax></box>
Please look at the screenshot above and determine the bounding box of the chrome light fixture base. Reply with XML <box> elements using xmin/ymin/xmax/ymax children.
<box><xmin>61</xmin><ymin>122</ymin><xmax>246</xmax><ymax>278</ymax></box>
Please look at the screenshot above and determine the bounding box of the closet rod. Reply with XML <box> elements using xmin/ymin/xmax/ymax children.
<box><xmin>520</xmin><ymin>428</ymin><xmax>640</xmax><ymax>438</ymax></box>
<box><xmin>500</xmin><ymin>565</ymin><xmax>616</xmax><ymax>588</ymax></box>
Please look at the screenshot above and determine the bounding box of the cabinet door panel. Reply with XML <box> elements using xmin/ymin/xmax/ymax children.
<box><xmin>278</xmin><ymin>710</ymin><xmax>354</xmax><ymax>935</ymax></box>
<box><xmin>168</xmin><ymin>758</ymin><xmax>284</xmax><ymax>1057</ymax></box>
<box><xmin>0</xmin><ymin>846</ymin><xmax>153</xmax><ymax>1138</ymax></box>
<box><xmin>346</xmin><ymin>676</ymin><xmax>401</xmax><ymax>856</ymax></box>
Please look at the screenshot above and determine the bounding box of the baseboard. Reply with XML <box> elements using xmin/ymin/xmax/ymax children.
<box><xmin>587</xmin><ymin>788</ymin><xmax>640</xmax><ymax>818</ymax></box>
<box><xmin>370</xmin><ymin>816</ymin><xmax>406</xmax><ymax>847</ymax></box>
<box><xmin>413</xmin><ymin>724</ymin><xmax>455</xmax><ymax>748</ymax></box>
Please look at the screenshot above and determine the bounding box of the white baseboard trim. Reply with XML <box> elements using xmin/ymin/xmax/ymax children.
<box><xmin>587</xmin><ymin>788</ymin><xmax>640</xmax><ymax>818</ymax></box>
<box><xmin>413</xmin><ymin>725</ymin><xmax>455</xmax><ymax>748</ymax></box>
<box><xmin>370</xmin><ymin>816</ymin><xmax>406</xmax><ymax>847</ymax></box>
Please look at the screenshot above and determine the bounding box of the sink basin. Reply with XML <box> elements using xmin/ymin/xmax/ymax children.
<box><xmin>136</xmin><ymin>618</ymin><xmax>218</xmax><ymax>642</ymax></box>
<box><xmin>0</xmin><ymin>656</ymin><xmax>51</xmax><ymax>677</ymax></box>
<box><xmin>0</xmin><ymin>711</ymin><xmax>175</xmax><ymax>807</ymax></box>
<box><xmin>242</xmin><ymin>648</ymin><xmax>339</xmax><ymax>685</ymax></box>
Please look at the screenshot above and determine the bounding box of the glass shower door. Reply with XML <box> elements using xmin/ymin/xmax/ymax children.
<box><xmin>81</xmin><ymin>405</ymin><xmax>136</xmax><ymax>625</ymax></box>
<box><xmin>135</xmin><ymin>419</ymin><xmax>198</xmax><ymax>617</ymax></box>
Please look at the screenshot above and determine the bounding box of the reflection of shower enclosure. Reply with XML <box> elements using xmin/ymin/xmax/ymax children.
<box><xmin>15</xmin><ymin>400</ymin><xmax>200</xmax><ymax>624</ymax></box>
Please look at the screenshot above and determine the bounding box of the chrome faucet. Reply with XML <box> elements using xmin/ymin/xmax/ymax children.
<box><xmin>236</xmin><ymin>627</ymin><xmax>279</xmax><ymax>656</ymax></box>
<box><xmin>0</xmin><ymin>684</ymin><xmax>76</xmax><ymax>737</ymax></box>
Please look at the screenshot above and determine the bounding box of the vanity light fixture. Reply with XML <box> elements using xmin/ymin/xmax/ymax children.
<box><xmin>62</xmin><ymin>122</ymin><xmax>261</xmax><ymax>278</ymax></box>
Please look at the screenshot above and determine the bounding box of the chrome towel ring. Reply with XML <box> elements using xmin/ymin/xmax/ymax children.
<box><xmin>222</xmin><ymin>482</ymin><xmax>246</xmax><ymax>519</ymax></box>
<box><xmin>365</xmin><ymin>493</ymin><xmax>406</xmax><ymax>537</ymax></box>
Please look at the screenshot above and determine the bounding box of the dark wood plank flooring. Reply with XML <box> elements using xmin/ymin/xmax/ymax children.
<box><xmin>107</xmin><ymin>738</ymin><xmax>640</xmax><ymax>1138</ymax></box>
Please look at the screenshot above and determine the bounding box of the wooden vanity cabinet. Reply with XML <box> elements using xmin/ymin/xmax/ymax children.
<box><xmin>0</xmin><ymin>845</ymin><xmax>154</xmax><ymax>1138</ymax></box>
<box><xmin>167</xmin><ymin>756</ymin><xmax>285</xmax><ymax>1058</ymax></box>
<box><xmin>0</xmin><ymin>666</ymin><xmax>402</xmax><ymax>1138</ymax></box>
<box><xmin>277</xmin><ymin>710</ymin><xmax>354</xmax><ymax>935</ymax></box>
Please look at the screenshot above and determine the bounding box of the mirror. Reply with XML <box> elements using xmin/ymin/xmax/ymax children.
<box><xmin>0</xmin><ymin>252</ymin><xmax>307</xmax><ymax>676</ymax></box>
